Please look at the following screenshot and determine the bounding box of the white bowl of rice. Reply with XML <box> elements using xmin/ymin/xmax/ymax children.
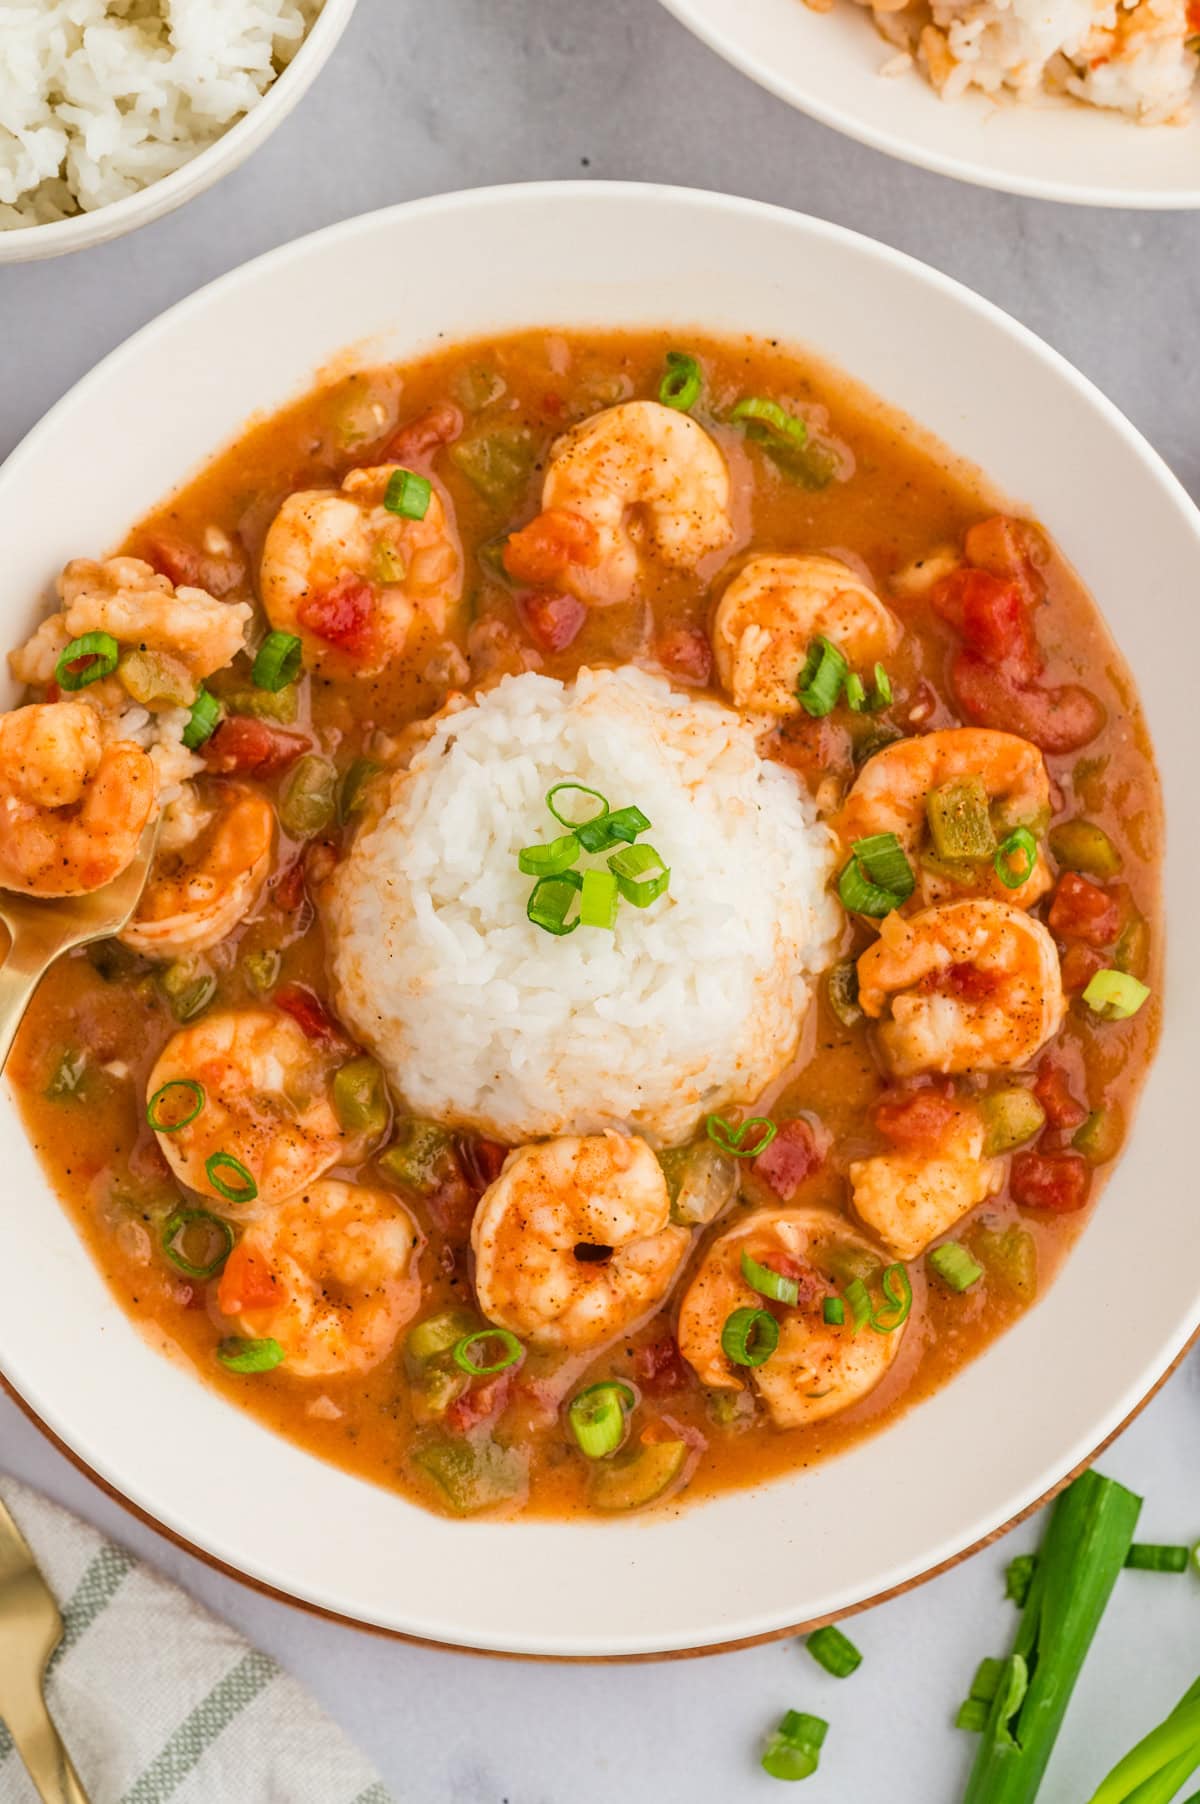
<box><xmin>0</xmin><ymin>0</ymin><xmax>357</xmax><ymax>262</ymax></box>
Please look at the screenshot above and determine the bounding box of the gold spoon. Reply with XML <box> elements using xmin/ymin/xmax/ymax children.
<box><xmin>0</xmin><ymin>816</ymin><xmax>159</xmax><ymax>1076</ymax></box>
<box><xmin>0</xmin><ymin>1494</ymin><xmax>90</xmax><ymax>1804</ymax></box>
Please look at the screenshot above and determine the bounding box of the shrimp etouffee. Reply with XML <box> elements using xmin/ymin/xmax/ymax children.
<box><xmin>7</xmin><ymin>330</ymin><xmax>1161</xmax><ymax>1521</ymax></box>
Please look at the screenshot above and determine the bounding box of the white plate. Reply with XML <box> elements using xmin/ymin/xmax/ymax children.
<box><xmin>0</xmin><ymin>184</ymin><xmax>1195</xmax><ymax>1656</ymax></box>
<box><xmin>660</xmin><ymin>0</ymin><xmax>1200</xmax><ymax>208</ymax></box>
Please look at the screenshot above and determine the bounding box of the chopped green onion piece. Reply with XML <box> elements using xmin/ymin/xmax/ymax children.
<box><xmin>838</xmin><ymin>831</ymin><xmax>915</xmax><ymax>917</ymax></box>
<box><xmin>868</xmin><ymin>663</ymin><xmax>893</xmax><ymax>710</ymax></box>
<box><xmin>994</xmin><ymin>825</ymin><xmax>1039</xmax><ymax>890</ymax></box>
<box><xmin>927</xmin><ymin>775</ymin><xmax>997</xmax><ymax>861</ymax></box>
<box><xmin>568</xmin><ymin>1381</ymin><xmax>634</xmax><ymax>1459</ymax></box>
<box><xmin>517</xmin><ymin>832</ymin><xmax>580</xmax><ymax>877</ymax></box>
<box><xmin>957</xmin><ymin>1658</ymin><xmax>1006</xmax><ymax>1730</ymax></box>
<box><xmin>161</xmin><ymin>1209</ymin><xmax>234</xmax><ymax>1280</ymax></box>
<box><xmin>796</xmin><ymin>635</ymin><xmax>848</xmax><ymax>718</ymax></box>
<box><xmin>929</xmin><ymin>1241</ymin><xmax>983</xmax><ymax>1292</ymax></box>
<box><xmin>823</xmin><ymin>1297</ymin><xmax>845</xmax><ymax>1326</ymax></box>
<box><xmin>844</xmin><ymin>1277</ymin><xmax>873</xmax><ymax>1334</ymax></box>
<box><xmin>1048</xmin><ymin>819</ymin><xmax>1122</xmax><ymax>879</ymax></box>
<box><xmin>251</xmin><ymin>630</ymin><xmax>303</xmax><ymax>692</ymax></box>
<box><xmin>278</xmin><ymin>753</ymin><xmax>337</xmax><ymax>839</ymax></box>
<box><xmin>580</xmin><ymin>867</ymin><xmax>619</xmax><ymax>930</ymax></box>
<box><xmin>826</xmin><ymin>959</ymin><xmax>862</xmax><ymax>1028</ymax></box>
<box><xmin>55</xmin><ymin>630</ymin><xmax>120</xmax><ymax>691</ymax></box>
<box><xmin>45</xmin><ymin>1047</ymin><xmax>86</xmax><ymax>1101</ymax></box>
<box><xmin>204</xmin><ymin>1151</ymin><xmax>257</xmax><ymax>1205</ymax></box>
<box><xmin>337</xmin><ymin>757</ymin><xmax>383</xmax><ymax>824</ymax></box>
<box><xmin>545</xmin><ymin>781</ymin><xmax>608</xmax><ymax>828</ymax></box>
<box><xmin>1082</xmin><ymin>968</ymin><xmax>1151</xmax><ymax>1021</ymax></box>
<box><xmin>332</xmin><ymin>1056</ymin><xmax>389</xmax><ymax>1141</ymax></box>
<box><xmin>721</xmin><ymin>1306</ymin><xmax>779</xmax><ymax>1368</ymax></box>
<box><xmin>873</xmin><ymin>1262</ymin><xmax>912</xmax><ymax>1331</ymax></box>
<box><xmin>1005</xmin><ymin>1553</ymin><xmax>1038</xmax><ymax>1607</ymax></box>
<box><xmin>181</xmin><ymin>684</ymin><xmax>221</xmax><ymax>749</ymax></box>
<box><xmin>607</xmin><ymin>842</ymin><xmax>670</xmax><ymax>907</ymax></box>
<box><xmin>761</xmin><ymin>1710</ymin><xmax>828</xmax><ymax>1783</ymax></box>
<box><xmin>383</xmin><ymin>467</ymin><xmax>431</xmax><ymax>520</ymax></box>
<box><xmin>217</xmin><ymin>1336</ymin><xmax>284</xmax><ymax>1374</ymax></box>
<box><xmin>576</xmin><ymin>804</ymin><xmax>650</xmax><ymax>854</ymax></box>
<box><xmin>527</xmin><ymin>870</ymin><xmax>582</xmax><ymax>936</ymax></box>
<box><xmin>957</xmin><ymin>1699</ymin><xmax>992</xmax><ymax>1734</ymax></box>
<box><xmin>452</xmin><ymin>1328</ymin><xmax>524</xmax><ymax>1376</ymax></box>
<box><xmin>844</xmin><ymin>671</ymin><xmax>867</xmax><ymax>712</ymax></box>
<box><xmin>658</xmin><ymin>351</ymin><xmax>702</xmax><ymax>411</ymax></box>
<box><xmin>732</xmin><ymin>395</ymin><xmax>807</xmax><ymax>448</ymax></box>
<box><xmin>146</xmin><ymin>1078</ymin><xmax>205</xmax><ymax>1133</ymax></box>
<box><xmin>705</xmin><ymin>1113</ymin><xmax>777</xmax><ymax>1158</ymax></box>
<box><xmin>741</xmin><ymin>1248</ymin><xmax>799</xmax><ymax>1306</ymax></box>
<box><xmin>807</xmin><ymin>1625</ymin><xmax>862</xmax><ymax>1678</ymax></box>
<box><xmin>1125</xmin><ymin>1543</ymin><xmax>1189</xmax><ymax>1572</ymax></box>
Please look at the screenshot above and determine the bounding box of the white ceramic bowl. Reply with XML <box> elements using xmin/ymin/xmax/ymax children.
<box><xmin>0</xmin><ymin>0</ymin><xmax>357</xmax><ymax>265</ymax></box>
<box><xmin>660</xmin><ymin>0</ymin><xmax>1200</xmax><ymax>208</ymax></box>
<box><xmin>0</xmin><ymin>183</ymin><xmax>1195</xmax><ymax>1656</ymax></box>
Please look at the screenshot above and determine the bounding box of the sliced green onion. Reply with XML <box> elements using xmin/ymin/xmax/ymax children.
<box><xmin>383</xmin><ymin>467</ymin><xmax>432</xmax><ymax>520</ymax></box>
<box><xmin>146</xmin><ymin>1078</ymin><xmax>205</xmax><ymax>1133</ymax></box>
<box><xmin>838</xmin><ymin>831</ymin><xmax>915</xmax><ymax>917</ymax></box>
<box><xmin>957</xmin><ymin>1657</ymin><xmax>1006</xmax><ymax>1730</ymax></box>
<box><xmin>732</xmin><ymin>395</ymin><xmax>807</xmax><ymax>448</ymax></box>
<box><xmin>721</xmin><ymin>1306</ymin><xmax>779</xmax><ymax>1368</ymax></box>
<box><xmin>796</xmin><ymin>635</ymin><xmax>848</xmax><ymax>718</ymax></box>
<box><xmin>204</xmin><ymin>1151</ymin><xmax>257</xmax><ymax>1205</ymax></box>
<box><xmin>807</xmin><ymin>1625</ymin><xmax>862</xmax><ymax>1678</ymax></box>
<box><xmin>217</xmin><ymin>1336</ymin><xmax>284</xmax><ymax>1375</ymax></box>
<box><xmin>957</xmin><ymin>1699</ymin><xmax>991</xmax><ymax>1734</ymax></box>
<box><xmin>844</xmin><ymin>671</ymin><xmax>867</xmax><ymax>712</ymax></box>
<box><xmin>517</xmin><ymin>832</ymin><xmax>580</xmax><ymax>877</ymax></box>
<box><xmin>546</xmin><ymin>782</ymin><xmax>608</xmax><ymax>828</ymax></box>
<box><xmin>927</xmin><ymin>776</ymin><xmax>997</xmax><ymax>862</ymax></box>
<box><xmin>1082</xmin><ymin>968</ymin><xmax>1151</xmax><ymax>1021</ymax></box>
<box><xmin>823</xmin><ymin>1297</ymin><xmax>845</xmax><ymax>1326</ymax></box>
<box><xmin>929</xmin><ymin>1241</ymin><xmax>983</xmax><ymax>1293</ymax></box>
<box><xmin>580</xmin><ymin>868</ymin><xmax>619</xmax><ymax>930</ymax></box>
<box><xmin>868</xmin><ymin>663</ymin><xmax>893</xmax><ymax>711</ymax></box>
<box><xmin>994</xmin><ymin>825</ymin><xmax>1038</xmax><ymax>889</ymax></box>
<box><xmin>568</xmin><ymin>1381</ymin><xmax>635</xmax><ymax>1459</ymax></box>
<box><xmin>527</xmin><ymin>870</ymin><xmax>582</xmax><ymax>936</ymax></box>
<box><xmin>607</xmin><ymin>842</ymin><xmax>670</xmax><ymax>907</ymax></box>
<box><xmin>55</xmin><ymin>630</ymin><xmax>119</xmax><ymax>691</ymax></box>
<box><xmin>741</xmin><ymin>1248</ymin><xmax>799</xmax><ymax>1306</ymax></box>
<box><xmin>761</xmin><ymin>1710</ymin><xmax>827</xmax><ymax>1783</ymax></box>
<box><xmin>1125</xmin><ymin>1543</ymin><xmax>1189</xmax><ymax>1572</ymax></box>
<box><xmin>844</xmin><ymin>1278</ymin><xmax>872</xmax><ymax>1334</ymax></box>
<box><xmin>705</xmin><ymin>1113</ymin><xmax>777</xmax><ymax>1158</ymax></box>
<box><xmin>251</xmin><ymin>630</ymin><xmax>303</xmax><ymax>692</ymax></box>
<box><xmin>1005</xmin><ymin>1553</ymin><xmax>1037</xmax><ymax>1607</ymax></box>
<box><xmin>161</xmin><ymin>1209</ymin><xmax>234</xmax><ymax>1280</ymax></box>
<box><xmin>658</xmin><ymin>351</ymin><xmax>702</xmax><ymax>412</ymax></box>
<box><xmin>452</xmin><ymin>1327</ymin><xmax>524</xmax><ymax>1375</ymax></box>
<box><xmin>874</xmin><ymin>1262</ymin><xmax>913</xmax><ymax>1331</ymax></box>
<box><xmin>181</xmin><ymin>684</ymin><xmax>221</xmax><ymax>749</ymax></box>
<box><xmin>576</xmin><ymin>804</ymin><xmax>650</xmax><ymax>855</ymax></box>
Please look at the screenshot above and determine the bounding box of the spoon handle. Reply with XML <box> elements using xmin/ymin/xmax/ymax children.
<box><xmin>0</xmin><ymin>931</ymin><xmax>53</xmax><ymax>1077</ymax></box>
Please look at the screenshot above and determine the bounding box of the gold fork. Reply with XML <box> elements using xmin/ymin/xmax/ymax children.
<box><xmin>0</xmin><ymin>1495</ymin><xmax>90</xmax><ymax>1804</ymax></box>
<box><xmin>0</xmin><ymin>816</ymin><xmax>159</xmax><ymax>1076</ymax></box>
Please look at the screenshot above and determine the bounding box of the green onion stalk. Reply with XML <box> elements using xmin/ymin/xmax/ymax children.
<box><xmin>1086</xmin><ymin>1676</ymin><xmax>1200</xmax><ymax>1804</ymax></box>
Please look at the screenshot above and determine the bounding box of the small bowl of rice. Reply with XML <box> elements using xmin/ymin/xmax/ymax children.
<box><xmin>0</xmin><ymin>0</ymin><xmax>358</xmax><ymax>263</ymax></box>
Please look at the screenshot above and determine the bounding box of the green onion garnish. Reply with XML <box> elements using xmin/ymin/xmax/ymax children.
<box><xmin>994</xmin><ymin>825</ymin><xmax>1039</xmax><ymax>889</ymax></box>
<box><xmin>546</xmin><ymin>782</ymin><xmax>608</xmax><ymax>828</ymax></box>
<box><xmin>705</xmin><ymin>1113</ymin><xmax>777</xmax><ymax>1158</ymax></box>
<box><xmin>383</xmin><ymin>467</ymin><xmax>432</xmax><ymax>520</ymax></box>
<box><xmin>451</xmin><ymin>1327</ymin><xmax>524</xmax><ymax>1375</ymax></box>
<box><xmin>844</xmin><ymin>671</ymin><xmax>867</xmax><ymax>712</ymax></box>
<box><xmin>217</xmin><ymin>1336</ymin><xmax>284</xmax><ymax>1375</ymax></box>
<box><xmin>838</xmin><ymin>831</ymin><xmax>915</xmax><ymax>917</ymax></box>
<box><xmin>823</xmin><ymin>1297</ymin><xmax>845</xmax><ymax>1326</ymax></box>
<box><xmin>1005</xmin><ymin>1554</ymin><xmax>1037</xmax><ymax>1607</ymax></box>
<box><xmin>844</xmin><ymin>1277</ymin><xmax>873</xmax><ymax>1334</ymax></box>
<box><xmin>161</xmin><ymin>1209</ymin><xmax>234</xmax><ymax>1280</ymax></box>
<box><xmin>55</xmin><ymin>631</ymin><xmax>119</xmax><ymax>691</ymax></box>
<box><xmin>1087</xmin><ymin>1674</ymin><xmax>1200</xmax><ymax>1804</ymax></box>
<box><xmin>568</xmin><ymin>1380</ymin><xmax>635</xmax><ymax>1459</ymax></box>
<box><xmin>1125</xmin><ymin>1543</ymin><xmax>1189</xmax><ymax>1572</ymax></box>
<box><xmin>807</xmin><ymin>1625</ymin><xmax>862</xmax><ymax>1678</ymax></box>
<box><xmin>731</xmin><ymin>395</ymin><xmax>807</xmax><ymax>448</ymax></box>
<box><xmin>580</xmin><ymin>868</ymin><xmax>619</xmax><ymax>931</ymax></box>
<box><xmin>182</xmin><ymin>683</ymin><xmax>221</xmax><ymax>750</ymax></box>
<box><xmin>146</xmin><ymin>1078</ymin><xmax>205</xmax><ymax>1133</ymax></box>
<box><xmin>844</xmin><ymin>1264</ymin><xmax>912</xmax><ymax>1334</ymax></box>
<box><xmin>527</xmin><ymin>870</ymin><xmax>582</xmax><ymax>936</ymax></box>
<box><xmin>869</xmin><ymin>663</ymin><xmax>893</xmax><ymax>710</ymax></box>
<box><xmin>796</xmin><ymin>635</ymin><xmax>848</xmax><ymax>718</ymax></box>
<box><xmin>956</xmin><ymin>1657</ymin><xmax>1005</xmax><ymax>1731</ymax></box>
<box><xmin>658</xmin><ymin>351</ymin><xmax>702</xmax><ymax>412</ymax></box>
<box><xmin>721</xmin><ymin>1306</ymin><xmax>779</xmax><ymax>1368</ymax></box>
<box><xmin>741</xmin><ymin>1248</ymin><xmax>799</xmax><ymax>1306</ymax></box>
<box><xmin>1082</xmin><ymin>968</ymin><xmax>1151</xmax><ymax>1021</ymax></box>
<box><xmin>517</xmin><ymin>832</ymin><xmax>580</xmax><ymax>877</ymax></box>
<box><xmin>929</xmin><ymin>1241</ymin><xmax>983</xmax><ymax>1292</ymax></box>
<box><xmin>576</xmin><ymin>804</ymin><xmax>650</xmax><ymax>854</ymax></box>
<box><xmin>607</xmin><ymin>842</ymin><xmax>670</xmax><ymax>907</ymax></box>
<box><xmin>204</xmin><ymin>1151</ymin><xmax>258</xmax><ymax>1204</ymax></box>
<box><xmin>251</xmin><ymin>630</ymin><xmax>303</xmax><ymax>692</ymax></box>
<box><xmin>761</xmin><ymin>1710</ymin><xmax>827</xmax><ymax>1783</ymax></box>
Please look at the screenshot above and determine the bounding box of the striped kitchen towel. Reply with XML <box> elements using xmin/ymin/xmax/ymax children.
<box><xmin>0</xmin><ymin>1476</ymin><xmax>391</xmax><ymax>1804</ymax></box>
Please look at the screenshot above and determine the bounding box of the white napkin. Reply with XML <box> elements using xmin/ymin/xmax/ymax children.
<box><xmin>0</xmin><ymin>1477</ymin><xmax>391</xmax><ymax>1804</ymax></box>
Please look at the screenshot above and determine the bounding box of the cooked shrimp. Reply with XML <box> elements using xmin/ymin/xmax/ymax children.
<box><xmin>121</xmin><ymin>788</ymin><xmax>274</xmax><ymax>958</ymax></box>
<box><xmin>677</xmin><ymin>1207</ymin><xmax>905</xmax><ymax>1428</ymax></box>
<box><xmin>712</xmin><ymin>553</ymin><xmax>900</xmax><ymax>715</ymax></box>
<box><xmin>0</xmin><ymin>702</ymin><xmax>155</xmax><ymax>896</ymax></box>
<box><xmin>260</xmin><ymin>464</ymin><xmax>463</xmax><ymax>677</ymax></box>
<box><xmin>837</xmin><ymin>727</ymin><xmax>1052</xmax><ymax>907</ymax></box>
<box><xmin>470</xmin><ymin>1134</ymin><xmax>691</xmax><ymax>1352</ymax></box>
<box><xmin>147</xmin><ymin>1009</ymin><xmax>352</xmax><ymax>1207</ymax></box>
<box><xmin>856</xmin><ymin>899</ymin><xmax>1065</xmax><ymax>1077</ymax></box>
<box><xmin>55</xmin><ymin>557</ymin><xmax>250</xmax><ymax>682</ymax></box>
<box><xmin>507</xmin><ymin>400</ymin><xmax>733</xmax><ymax>606</ymax></box>
<box><xmin>850</xmin><ymin>1099</ymin><xmax>1002</xmax><ymax>1259</ymax></box>
<box><xmin>217</xmin><ymin>1179</ymin><xmax>423</xmax><ymax>1379</ymax></box>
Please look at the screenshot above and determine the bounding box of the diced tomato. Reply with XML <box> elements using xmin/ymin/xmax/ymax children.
<box><xmin>873</xmin><ymin>1085</ymin><xmax>959</xmax><ymax>1154</ymax></box>
<box><xmin>655</xmin><ymin>627</ymin><xmax>714</xmax><ymax>687</ymax></box>
<box><xmin>383</xmin><ymin>403</ymin><xmax>463</xmax><ymax>466</ymax></box>
<box><xmin>503</xmin><ymin>509</ymin><xmax>600</xmax><ymax>585</ymax></box>
<box><xmin>218</xmin><ymin>1242</ymin><xmax>282</xmax><ymax>1315</ymax></box>
<box><xmin>1059</xmin><ymin>942</ymin><xmax>1106</xmax><ymax>993</ymax></box>
<box><xmin>144</xmin><ymin>531</ymin><xmax>244</xmax><ymax>597</ymax></box>
<box><xmin>297</xmin><ymin>574</ymin><xmax>377</xmax><ymax>656</ymax></box>
<box><xmin>446</xmin><ymin>1371</ymin><xmax>513</xmax><ymax>1435</ymax></box>
<box><xmin>1047</xmin><ymin>872</ymin><xmax>1121</xmax><ymax>948</ymax></box>
<box><xmin>458</xmin><ymin>1137</ymin><xmax>509</xmax><ymax>1191</ymax></box>
<box><xmin>274</xmin><ymin>983</ymin><xmax>345</xmax><ymax>1046</ymax></box>
<box><xmin>754</xmin><ymin>1118</ymin><xmax>822</xmax><ymax>1200</ymax></box>
<box><xmin>273</xmin><ymin>855</ymin><xmax>307</xmax><ymax>912</ymax></box>
<box><xmin>933</xmin><ymin>568</ymin><xmax>1039</xmax><ymax>680</ymax></box>
<box><xmin>517</xmin><ymin>590</ymin><xmax>587</xmax><ymax>653</ymax></box>
<box><xmin>963</xmin><ymin>516</ymin><xmax>1044</xmax><ymax>608</ymax></box>
<box><xmin>633</xmin><ymin>1337</ymin><xmax>689</xmax><ymax>1396</ymax></box>
<box><xmin>542</xmin><ymin>391</ymin><xmax>564</xmax><ymax>417</ymax></box>
<box><xmin>202</xmin><ymin>716</ymin><xmax>310</xmax><ymax>777</ymax></box>
<box><xmin>950</xmin><ymin>651</ymin><xmax>1105</xmax><ymax>754</ymax></box>
<box><xmin>1010</xmin><ymin>1150</ymin><xmax>1091</xmax><ymax>1213</ymax></box>
<box><xmin>1033</xmin><ymin>1056</ymin><xmax>1088</xmax><ymax>1132</ymax></box>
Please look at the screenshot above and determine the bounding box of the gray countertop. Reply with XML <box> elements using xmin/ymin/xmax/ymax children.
<box><xmin>2</xmin><ymin>1</ymin><xmax>1198</xmax><ymax>1797</ymax></box>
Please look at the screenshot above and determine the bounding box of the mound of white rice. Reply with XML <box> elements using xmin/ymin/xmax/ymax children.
<box><xmin>327</xmin><ymin>666</ymin><xmax>841</xmax><ymax>1146</ymax></box>
<box><xmin>0</xmin><ymin>0</ymin><xmax>322</xmax><ymax>229</ymax></box>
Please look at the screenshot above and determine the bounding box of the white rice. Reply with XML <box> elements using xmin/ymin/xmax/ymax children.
<box><xmin>327</xmin><ymin>666</ymin><xmax>842</xmax><ymax>1147</ymax></box>
<box><xmin>0</xmin><ymin>0</ymin><xmax>323</xmax><ymax>229</ymax></box>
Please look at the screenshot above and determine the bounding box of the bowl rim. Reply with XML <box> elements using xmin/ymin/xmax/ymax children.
<box><xmin>2</xmin><ymin>181</ymin><xmax>1197</xmax><ymax>1656</ymax></box>
<box><xmin>0</xmin><ymin>0</ymin><xmax>359</xmax><ymax>264</ymax></box>
<box><xmin>657</xmin><ymin>0</ymin><xmax>1200</xmax><ymax>210</ymax></box>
